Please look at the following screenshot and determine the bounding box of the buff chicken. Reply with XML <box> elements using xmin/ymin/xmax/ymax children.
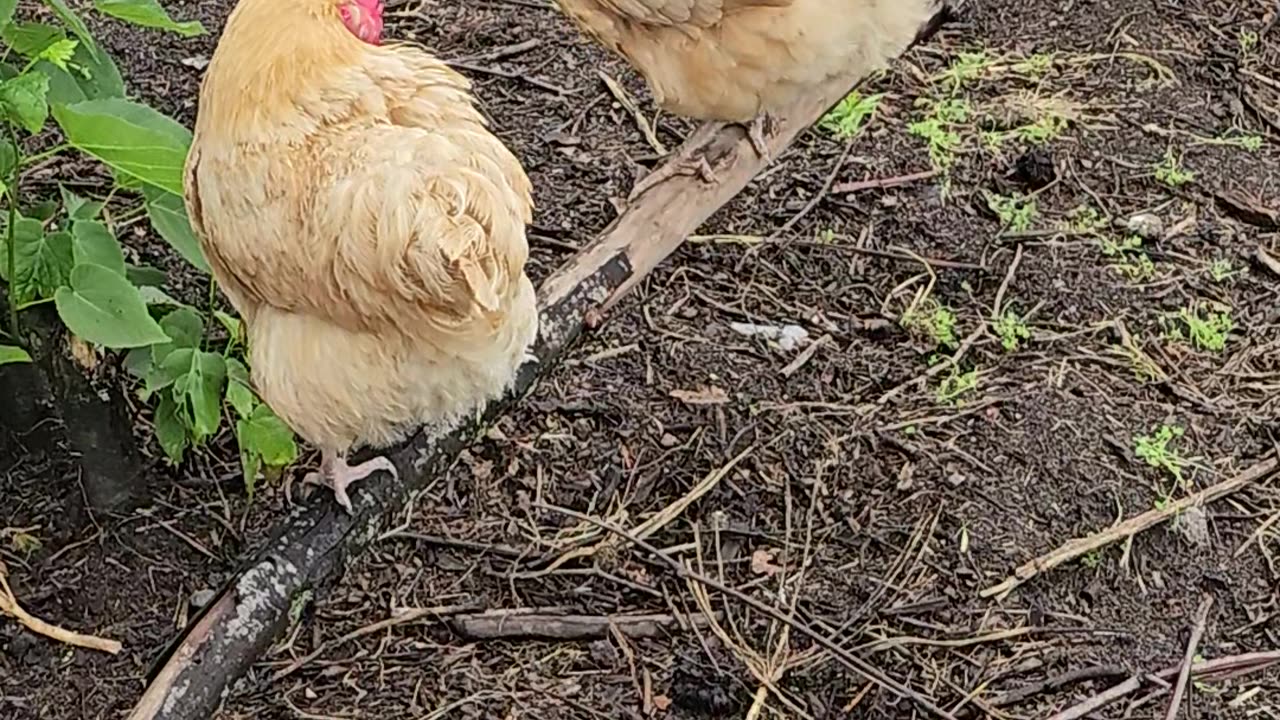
<box><xmin>184</xmin><ymin>0</ymin><xmax>538</xmax><ymax>513</ymax></box>
<box><xmin>554</xmin><ymin>0</ymin><xmax>940</xmax><ymax>197</ymax></box>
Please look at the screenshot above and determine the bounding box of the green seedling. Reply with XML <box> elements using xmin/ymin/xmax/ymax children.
<box><xmin>909</xmin><ymin>98</ymin><xmax>970</xmax><ymax>171</ymax></box>
<box><xmin>902</xmin><ymin>301</ymin><xmax>959</xmax><ymax>349</ymax></box>
<box><xmin>936</xmin><ymin>368</ymin><xmax>978</xmax><ymax>405</ymax></box>
<box><xmin>984</xmin><ymin>191</ymin><xmax>1037</xmax><ymax>232</ymax></box>
<box><xmin>1239</xmin><ymin>30</ymin><xmax>1259</xmax><ymax>54</ymax></box>
<box><xmin>993</xmin><ymin>310</ymin><xmax>1031</xmax><ymax>351</ymax></box>
<box><xmin>1065</xmin><ymin>205</ymin><xmax>1107</xmax><ymax>233</ymax></box>
<box><xmin>937</xmin><ymin>51</ymin><xmax>992</xmax><ymax>93</ymax></box>
<box><xmin>1209</xmin><ymin>259</ymin><xmax>1236</xmax><ymax>283</ymax></box>
<box><xmin>1135</xmin><ymin>424</ymin><xmax>1187</xmax><ymax>486</ymax></box>
<box><xmin>1015</xmin><ymin>114</ymin><xmax>1067</xmax><ymax>145</ymax></box>
<box><xmin>1114</xmin><ymin>253</ymin><xmax>1156</xmax><ymax>282</ymax></box>
<box><xmin>1176</xmin><ymin>304</ymin><xmax>1234</xmax><ymax>351</ymax></box>
<box><xmin>819</xmin><ymin>91</ymin><xmax>883</xmax><ymax>139</ymax></box>
<box><xmin>1099</xmin><ymin>235</ymin><xmax>1143</xmax><ymax>257</ymax></box>
<box><xmin>1013</xmin><ymin>52</ymin><xmax>1057</xmax><ymax>77</ymax></box>
<box><xmin>1080</xmin><ymin>549</ymin><xmax>1102</xmax><ymax>569</ymax></box>
<box><xmin>1154</xmin><ymin>148</ymin><xmax>1195</xmax><ymax>187</ymax></box>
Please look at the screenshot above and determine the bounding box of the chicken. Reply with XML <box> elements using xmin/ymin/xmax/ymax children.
<box><xmin>184</xmin><ymin>0</ymin><xmax>538</xmax><ymax>513</ymax></box>
<box><xmin>554</xmin><ymin>0</ymin><xmax>939</xmax><ymax>197</ymax></box>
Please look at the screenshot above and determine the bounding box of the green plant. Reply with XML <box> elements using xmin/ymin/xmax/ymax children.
<box><xmin>909</xmin><ymin>97</ymin><xmax>970</xmax><ymax>172</ymax></box>
<box><xmin>819</xmin><ymin>91</ymin><xmax>882</xmax><ymax>139</ymax></box>
<box><xmin>993</xmin><ymin>310</ymin><xmax>1030</xmax><ymax>351</ymax></box>
<box><xmin>1154</xmin><ymin>147</ymin><xmax>1195</xmax><ymax>186</ymax></box>
<box><xmin>1065</xmin><ymin>205</ymin><xmax>1107</xmax><ymax>233</ymax></box>
<box><xmin>1173</xmin><ymin>303</ymin><xmax>1234</xmax><ymax>352</ymax></box>
<box><xmin>1239</xmin><ymin>30</ymin><xmax>1259</xmax><ymax>54</ymax></box>
<box><xmin>1209</xmin><ymin>259</ymin><xmax>1236</xmax><ymax>283</ymax></box>
<box><xmin>1012</xmin><ymin>52</ymin><xmax>1056</xmax><ymax>77</ymax></box>
<box><xmin>984</xmin><ymin>191</ymin><xmax>1037</xmax><ymax>232</ymax></box>
<box><xmin>0</xmin><ymin>0</ymin><xmax>296</xmax><ymax>495</ymax></box>
<box><xmin>1134</xmin><ymin>424</ymin><xmax>1187</xmax><ymax>486</ymax></box>
<box><xmin>1098</xmin><ymin>235</ymin><xmax>1156</xmax><ymax>282</ymax></box>
<box><xmin>902</xmin><ymin>300</ymin><xmax>958</xmax><ymax>349</ymax></box>
<box><xmin>936</xmin><ymin>51</ymin><xmax>991</xmax><ymax>93</ymax></box>
<box><xmin>1015</xmin><ymin>114</ymin><xmax>1067</xmax><ymax>145</ymax></box>
<box><xmin>936</xmin><ymin>367</ymin><xmax>978</xmax><ymax>405</ymax></box>
<box><xmin>1080</xmin><ymin>549</ymin><xmax>1102</xmax><ymax>569</ymax></box>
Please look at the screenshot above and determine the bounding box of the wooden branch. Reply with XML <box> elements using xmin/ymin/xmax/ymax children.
<box><xmin>0</xmin><ymin>569</ymin><xmax>122</xmax><ymax>654</ymax></box>
<box><xmin>125</xmin><ymin>6</ymin><xmax>961</xmax><ymax>718</ymax></box>
<box><xmin>980</xmin><ymin>454</ymin><xmax>1278</xmax><ymax>600</ymax></box>
<box><xmin>447</xmin><ymin>610</ymin><xmax>717</xmax><ymax>641</ymax></box>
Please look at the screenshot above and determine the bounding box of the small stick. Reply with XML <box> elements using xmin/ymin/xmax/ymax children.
<box><xmin>597</xmin><ymin>71</ymin><xmax>668</xmax><ymax>156</ymax></box>
<box><xmin>831</xmin><ymin>168</ymin><xmax>939</xmax><ymax>194</ymax></box>
<box><xmin>989</xmin><ymin>665</ymin><xmax>1127</xmax><ymax>708</ymax></box>
<box><xmin>447</xmin><ymin>611</ymin><xmax>719</xmax><ymax>641</ymax></box>
<box><xmin>0</xmin><ymin>570</ymin><xmax>121</xmax><ymax>654</ymax></box>
<box><xmin>981</xmin><ymin>455</ymin><xmax>1278</xmax><ymax>599</ymax></box>
<box><xmin>1164</xmin><ymin>594</ymin><xmax>1214</xmax><ymax>720</ymax></box>
<box><xmin>538</xmin><ymin>503</ymin><xmax>957</xmax><ymax>720</ymax></box>
<box><xmin>991</xmin><ymin>244</ymin><xmax>1023</xmax><ymax>320</ymax></box>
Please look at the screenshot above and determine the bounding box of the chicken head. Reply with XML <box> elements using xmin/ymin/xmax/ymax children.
<box><xmin>339</xmin><ymin>0</ymin><xmax>384</xmax><ymax>45</ymax></box>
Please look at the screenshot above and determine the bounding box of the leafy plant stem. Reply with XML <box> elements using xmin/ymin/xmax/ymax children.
<box><xmin>5</xmin><ymin>124</ymin><xmax>20</xmax><ymax>340</ymax></box>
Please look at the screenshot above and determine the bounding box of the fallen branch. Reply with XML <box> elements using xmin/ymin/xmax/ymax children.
<box><xmin>1046</xmin><ymin>650</ymin><xmax>1280</xmax><ymax>720</ymax></box>
<box><xmin>125</xmin><ymin>6</ymin><xmax>962</xmax><ymax>718</ymax></box>
<box><xmin>981</xmin><ymin>454</ymin><xmax>1278</xmax><ymax>599</ymax></box>
<box><xmin>0</xmin><ymin>566</ymin><xmax>121</xmax><ymax>654</ymax></box>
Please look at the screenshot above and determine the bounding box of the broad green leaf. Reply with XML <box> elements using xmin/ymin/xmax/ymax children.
<box><xmin>159</xmin><ymin>306</ymin><xmax>203</xmax><ymax>348</ymax></box>
<box><xmin>0</xmin><ymin>139</ymin><xmax>14</xmax><ymax>183</ymax></box>
<box><xmin>225</xmin><ymin>357</ymin><xmax>255</xmax><ymax>418</ymax></box>
<box><xmin>0</xmin><ymin>73</ymin><xmax>50</xmax><ymax>133</ymax></box>
<box><xmin>71</xmin><ymin>220</ymin><xmax>125</xmax><ymax>274</ymax></box>
<box><xmin>25</xmin><ymin>199</ymin><xmax>58</xmax><ymax>222</ymax></box>
<box><xmin>61</xmin><ymin>186</ymin><xmax>103</xmax><ymax>221</ymax></box>
<box><xmin>154</xmin><ymin>392</ymin><xmax>188</xmax><ymax>463</ymax></box>
<box><xmin>169</xmin><ymin>349</ymin><xmax>225</xmax><ymax>439</ymax></box>
<box><xmin>54</xmin><ymin>98</ymin><xmax>191</xmax><ymax>195</ymax></box>
<box><xmin>42</xmin><ymin>0</ymin><xmax>98</xmax><ymax>60</ymax></box>
<box><xmin>0</xmin><ymin>0</ymin><xmax>16</xmax><ymax>26</ymax></box>
<box><xmin>123</xmin><ymin>345</ymin><xmax>151</xmax><ymax>379</ymax></box>
<box><xmin>6</xmin><ymin>224</ymin><xmax>73</xmax><ymax>305</ymax></box>
<box><xmin>0</xmin><ymin>344</ymin><xmax>30</xmax><ymax>364</ymax></box>
<box><xmin>2</xmin><ymin>23</ymin><xmax>66</xmax><ymax>57</ymax></box>
<box><xmin>237</xmin><ymin>403</ymin><xmax>298</xmax><ymax>493</ymax></box>
<box><xmin>53</xmin><ymin>263</ymin><xmax>169</xmax><ymax>348</ymax></box>
<box><xmin>145</xmin><ymin>345</ymin><xmax>189</xmax><ymax>394</ymax></box>
<box><xmin>126</xmin><ymin>263</ymin><xmax>167</xmax><ymax>287</ymax></box>
<box><xmin>143</xmin><ymin>185</ymin><xmax>207</xmax><ymax>271</ymax></box>
<box><xmin>36</xmin><ymin>38</ymin><xmax>124</xmax><ymax>105</ymax></box>
<box><xmin>214</xmin><ymin>310</ymin><xmax>241</xmax><ymax>341</ymax></box>
<box><xmin>93</xmin><ymin>0</ymin><xmax>206</xmax><ymax>37</ymax></box>
<box><xmin>138</xmin><ymin>285</ymin><xmax>184</xmax><ymax>306</ymax></box>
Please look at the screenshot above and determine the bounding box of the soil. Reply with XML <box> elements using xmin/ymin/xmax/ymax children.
<box><xmin>3</xmin><ymin>0</ymin><xmax>1280</xmax><ymax>718</ymax></box>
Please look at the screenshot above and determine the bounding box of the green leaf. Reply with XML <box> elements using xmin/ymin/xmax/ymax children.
<box><xmin>71</xmin><ymin>220</ymin><xmax>125</xmax><ymax>274</ymax></box>
<box><xmin>154</xmin><ymin>392</ymin><xmax>188</xmax><ymax>464</ymax></box>
<box><xmin>42</xmin><ymin>0</ymin><xmax>98</xmax><ymax>59</ymax></box>
<box><xmin>53</xmin><ymin>263</ymin><xmax>170</xmax><ymax>348</ymax></box>
<box><xmin>0</xmin><ymin>0</ymin><xmax>16</xmax><ymax>27</ymax></box>
<box><xmin>2</xmin><ymin>23</ymin><xmax>67</xmax><ymax>57</ymax></box>
<box><xmin>53</xmin><ymin>98</ymin><xmax>191</xmax><ymax>194</ymax></box>
<box><xmin>93</xmin><ymin>0</ymin><xmax>206</xmax><ymax>37</ymax></box>
<box><xmin>143</xmin><ymin>185</ymin><xmax>207</xmax><ymax>271</ymax></box>
<box><xmin>126</xmin><ymin>263</ymin><xmax>167</xmax><ymax>287</ymax></box>
<box><xmin>159</xmin><ymin>306</ymin><xmax>203</xmax><ymax>348</ymax></box>
<box><xmin>0</xmin><ymin>344</ymin><xmax>30</xmax><ymax>364</ymax></box>
<box><xmin>0</xmin><ymin>73</ymin><xmax>50</xmax><ymax>133</ymax></box>
<box><xmin>123</xmin><ymin>345</ymin><xmax>152</xmax><ymax>379</ymax></box>
<box><xmin>61</xmin><ymin>185</ymin><xmax>103</xmax><ymax>221</ymax></box>
<box><xmin>36</xmin><ymin>37</ymin><xmax>124</xmax><ymax>105</ymax></box>
<box><xmin>236</xmin><ymin>402</ymin><xmax>298</xmax><ymax>493</ymax></box>
<box><xmin>4</xmin><ymin>222</ymin><xmax>73</xmax><ymax>305</ymax></box>
<box><xmin>169</xmin><ymin>349</ymin><xmax>225</xmax><ymax>440</ymax></box>
<box><xmin>37</xmin><ymin>38</ymin><xmax>78</xmax><ymax>71</ymax></box>
<box><xmin>214</xmin><ymin>310</ymin><xmax>241</xmax><ymax>342</ymax></box>
<box><xmin>0</xmin><ymin>138</ymin><xmax>15</xmax><ymax>182</ymax></box>
<box><xmin>138</xmin><ymin>285</ymin><xmax>184</xmax><ymax>307</ymax></box>
<box><xmin>225</xmin><ymin>357</ymin><xmax>255</xmax><ymax>418</ymax></box>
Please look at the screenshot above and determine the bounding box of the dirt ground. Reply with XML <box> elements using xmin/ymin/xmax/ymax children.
<box><xmin>3</xmin><ymin>0</ymin><xmax>1280</xmax><ymax>718</ymax></box>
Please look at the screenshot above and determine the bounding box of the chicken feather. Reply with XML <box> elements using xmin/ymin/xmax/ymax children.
<box><xmin>185</xmin><ymin>0</ymin><xmax>537</xmax><ymax>511</ymax></box>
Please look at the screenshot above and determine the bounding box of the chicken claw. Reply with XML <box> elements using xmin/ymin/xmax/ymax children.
<box><xmin>627</xmin><ymin>154</ymin><xmax>718</xmax><ymax>202</ymax></box>
<box><xmin>743</xmin><ymin>113</ymin><xmax>776</xmax><ymax>162</ymax></box>
<box><xmin>304</xmin><ymin>452</ymin><xmax>397</xmax><ymax>514</ymax></box>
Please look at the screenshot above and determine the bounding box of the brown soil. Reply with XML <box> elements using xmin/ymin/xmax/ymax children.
<box><xmin>3</xmin><ymin>0</ymin><xmax>1279</xmax><ymax>718</ymax></box>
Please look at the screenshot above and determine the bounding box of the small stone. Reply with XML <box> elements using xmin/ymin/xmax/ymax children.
<box><xmin>660</xmin><ymin>433</ymin><xmax>679</xmax><ymax>448</ymax></box>
<box><xmin>1179</xmin><ymin>506</ymin><xmax>1210</xmax><ymax>548</ymax></box>
<box><xmin>1126</xmin><ymin>213</ymin><xmax>1164</xmax><ymax>240</ymax></box>
<box><xmin>190</xmin><ymin>589</ymin><xmax>216</xmax><ymax>609</ymax></box>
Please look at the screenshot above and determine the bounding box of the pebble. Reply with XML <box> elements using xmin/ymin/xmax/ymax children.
<box><xmin>1125</xmin><ymin>213</ymin><xmax>1164</xmax><ymax>240</ymax></box>
<box><xmin>190</xmin><ymin>589</ymin><xmax>217</xmax><ymax>609</ymax></box>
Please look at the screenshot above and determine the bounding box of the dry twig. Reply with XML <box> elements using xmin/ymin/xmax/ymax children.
<box><xmin>1164</xmin><ymin>594</ymin><xmax>1214</xmax><ymax>720</ymax></box>
<box><xmin>0</xmin><ymin>565</ymin><xmax>121</xmax><ymax>654</ymax></box>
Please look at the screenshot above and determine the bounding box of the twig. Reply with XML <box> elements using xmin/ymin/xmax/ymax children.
<box><xmin>447</xmin><ymin>610</ymin><xmax>718</xmax><ymax>641</ymax></box>
<box><xmin>991</xmin><ymin>244</ymin><xmax>1023</xmax><ymax>320</ymax></box>
<box><xmin>831</xmin><ymin>168</ymin><xmax>939</xmax><ymax>194</ymax></box>
<box><xmin>0</xmin><ymin>568</ymin><xmax>121</xmax><ymax>654</ymax></box>
<box><xmin>1164</xmin><ymin>594</ymin><xmax>1214</xmax><ymax>720</ymax></box>
<box><xmin>989</xmin><ymin>665</ymin><xmax>1127</xmax><ymax>708</ymax></box>
<box><xmin>981</xmin><ymin>454</ymin><xmax>1278</xmax><ymax>599</ymax></box>
<box><xmin>538</xmin><ymin>504</ymin><xmax>957</xmax><ymax>720</ymax></box>
<box><xmin>272</xmin><ymin>603</ymin><xmax>477</xmax><ymax>682</ymax></box>
<box><xmin>597</xmin><ymin>71</ymin><xmax>667</xmax><ymax>156</ymax></box>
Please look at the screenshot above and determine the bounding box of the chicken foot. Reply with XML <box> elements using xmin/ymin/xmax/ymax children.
<box><xmin>627</xmin><ymin>114</ymin><xmax>777</xmax><ymax>201</ymax></box>
<box><xmin>304</xmin><ymin>451</ymin><xmax>397</xmax><ymax>514</ymax></box>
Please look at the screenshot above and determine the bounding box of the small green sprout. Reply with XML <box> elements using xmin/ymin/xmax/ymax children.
<box><xmin>1154</xmin><ymin>148</ymin><xmax>1195</xmax><ymax>187</ymax></box>
<box><xmin>1066</xmin><ymin>205</ymin><xmax>1107</xmax><ymax>233</ymax></box>
<box><xmin>902</xmin><ymin>302</ymin><xmax>959</xmax><ymax>349</ymax></box>
<box><xmin>1015</xmin><ymin>115</ymin><xmax>1067</xmax><ymax>145</ymax></box>
<box><xmin>985</xmin><ymin>191</ymin><xmax>1038</xmax><ymax>232</ymax></box>
<box><xmin>819</xmin><ymin>91</ymin><xmax>883</xmax><ymax>139</ymax></box>
<box><xmin>1178</xmin><ymin>304</ymin><xmax>1234</xmax><ymax>351</ymax></box>
<box><xmin>1013</xmin><ymin>52</ymin><xmax>1057</xmax><ymax>77</ymax></box>
<box><xmin>1239</xmin><ymin>30</ymin><xmax>1259</xmax><ymax>54</ymax></box>
<box><xmin>938</xmin><ymin>51</ymin><xmax>991</xmax><ymax>92</ymax></box>
<box><xmin>1080</xmin><ymin>549</ymin><xmax>1102</xmax><ymax>569</ymax></box>
<box><xmin>936</xmin><ymin>368</ymin><xmax>978</xmax><ymax>405</ymax></box>
<box><xmin>994</xmin><ymin>310</ymin><xmax>1031</xmax><ymax>351</ymax></box>
<box><xmin>1209</xmin><ymin>259</ymin><xmax>1235</xmax><ymax>283</ymax></box>
<box><xmin>909</xmin><ymin>98</ymin><xmax>970</xmax><ymax>171</ymax></box>
<box><xmin>1135</xmin><ymin>424</ymin><xmax>1187</xmax><ymax>486</ymax></box>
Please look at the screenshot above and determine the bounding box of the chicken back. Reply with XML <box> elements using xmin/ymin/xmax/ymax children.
<box><xmin>556</xmin><ymin>0</ymin><xmax>939</xmax><ymax>122</ymax></box>
<box><xmin>184</xmin><ymin>0</ymin><xmax>537</xmax><ymax>509</ymax></box>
